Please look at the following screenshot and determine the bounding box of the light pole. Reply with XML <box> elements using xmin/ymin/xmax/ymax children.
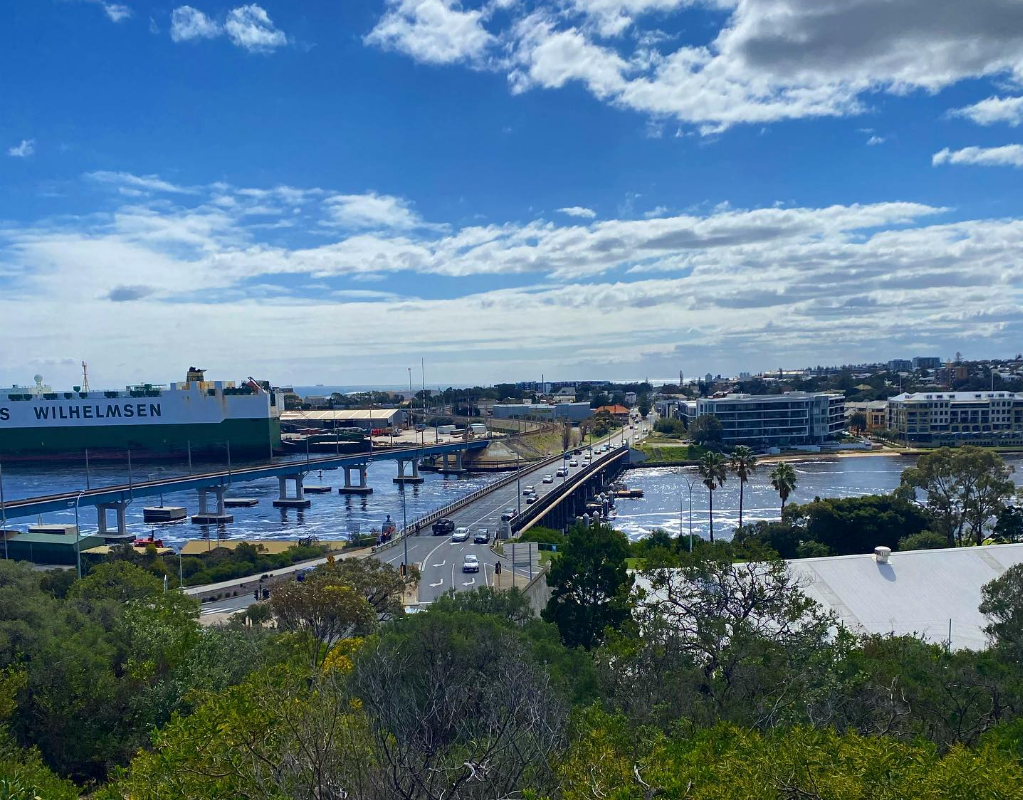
<box><xmin>400</xmin><ymin>474</ymin><xmax>409</xmax><ymax>576</ymax></box>
<box><xmin>0</xmin><ymin>457</ymin><xmax>6</xmax><ymax>560</ymax></box>
<box><xmin>74</xmin><ymin>490</ymin><xmax>85</xmax><ymax>578</ymax></box>
<box><xmin>680</xmin><ymin>472</ymin><xmax>697</xmax><ymax>552</ymax></box>
<box><xmin>516</xmin><ymin>451</ymin><xmax>522</xmax><ymax>516</ymax></box>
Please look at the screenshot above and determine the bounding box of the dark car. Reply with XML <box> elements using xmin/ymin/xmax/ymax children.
<box><xmin>473</xmin><ymin>528</ymin><xmax>490</xmax><ymax>544</ymax></box>
<box><xmin>432</xmin><ymin>518</ymin><xmax>455</xmax><ymax>535</ymax></box>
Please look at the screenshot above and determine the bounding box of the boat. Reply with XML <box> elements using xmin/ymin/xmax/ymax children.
<box><xmin>0</xmin><ymin>367</ymin><xmax>283</xmax><ymax>462</ymax></box>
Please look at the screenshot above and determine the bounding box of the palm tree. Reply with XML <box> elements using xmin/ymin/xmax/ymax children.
<box><xmin>698</xmin><ymin>451</ymin><xmax>728</xmax><ymax>542</ymax></box>
<box><xmin>729</xmin><ymin>445</ymin><xmax>757</xmax><ymax>531</ymax></box>
<box><xmin>770</xmin><ymin>462</ymin><xmax>798</xmax><ymax>512</ymax></box>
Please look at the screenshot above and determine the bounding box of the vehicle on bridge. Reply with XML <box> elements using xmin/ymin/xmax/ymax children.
<box><xmin>462</xmin><ymin>554</ymin><xmax>480</xmax><ymax>573</ymax></box>
<box><xmin>473</xmin><ymin>528</ymin><xmax>490</xmax><ymax>544</ymax></box>
<box><xmin>432</xmin><ymin>518</ymin><xmax>455</xmax><ymax>535</ymax></box>
<box><xmin>523</xmin><ymin>485</ymin><xmax>535</xmax><ymax>496</ymax></box>
<box><xmin>569</xmin><ymin>459</ymin><xmax>579</xmax><ymax>467</ymax></box>
<box><xmin>526</xmin><ymin>494</ymin><xmax>537</xmax><ymax>504</ymax></box>
<box><xmin>542</xmin><ymin>474</ymin><xmax>554</xmax><ymax>483</ymax></box>
<box><xmin>501</xmin><ymin>508</ymin><xmax>517</xmax><ymax>522</ymax></box>
<box><xmin>451</xmin><ymin>526</ymin><xmax>470</xmax><ymax>542</ymax></box>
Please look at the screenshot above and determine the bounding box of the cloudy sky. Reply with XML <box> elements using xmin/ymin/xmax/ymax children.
<box><xmin>2</xmin><ymin>1</ymin><xmax>1022</xmax><ymax>389</ymax></box>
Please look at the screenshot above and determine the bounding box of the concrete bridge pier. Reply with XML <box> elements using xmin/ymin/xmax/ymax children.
<box><xmin>97</xmin><ymin>501</ymin><xmax>132</xmax><ymax>539</ymax></box>
<box><xmin>439</xmin><ymin>451</ymin><xmax>466</xmax><ymax>475</ymax></box>
<box><xmin>273</xmin><ymin>474</ymin><xmax>312</xmax><ymax>508</ymax></box>
<box><xmin>394</xmin><ymin>458</ymin><xmax>425</xmax><ymax>484</ymax></box>
<box><xmin>191</xmin><ymin>486</ymin><xmax>235</xmax><ymax>524</ymax></box>
<box><xmin>339</xmin><ymin>464</ymin><xmax>373</xmax><ymax>495</ymax></box>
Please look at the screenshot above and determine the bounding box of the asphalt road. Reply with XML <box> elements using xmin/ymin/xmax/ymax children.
<box><xmin>198</xmin><ymin>422</ymin><xmax>650</xmax><ymax>616</ymax></box>
<box><xmin>377</xmin><ymin>424</ymin><xmax>648</xmax><ymax>602</ymax></box>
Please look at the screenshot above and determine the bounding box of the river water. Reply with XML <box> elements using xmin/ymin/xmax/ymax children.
<box><xmin>612</xmin><ymin>453</ymin><xmax>1023</xmax><ymax>542</ymax></box>
<box><xmin>5</xmin><ymin>452</ymin><xmax>1023</xmax><ymax>548</ymax></box>
<box><xmin>0</xmin><ymin>457</ymin><xmax>499</xmax><ymax>549</ymax></box>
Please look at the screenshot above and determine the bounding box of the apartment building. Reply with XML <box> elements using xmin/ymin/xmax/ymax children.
<box><xmin>681</xmin><ymin>392</ymin><xmax>846</xmax><ymax>448</ymax></box>
<box><xmin>887</xmin><ymin>391</ymin><xmax>1023</xmax><ymax>444</ymax></box>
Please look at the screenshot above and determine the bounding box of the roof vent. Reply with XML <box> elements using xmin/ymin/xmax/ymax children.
<box><xmin>874</xmin><ymin>546</ymin><xmax>891</xmax><ymax>564</ymax></box>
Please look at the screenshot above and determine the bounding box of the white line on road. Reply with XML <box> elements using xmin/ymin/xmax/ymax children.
<box><xmin>429</xmin><ymin>578</ymin><xmax>444</xmax><ymax>588</ymax></box>
<box><xmin>462</xmin><ymin>578</ymin><xmax>476</xmax><ymax>587</ymax></box>
<box><xmin>432</xmin><ymin>560</ymin><xmax>446</xmax><ymax>567</ymax></box>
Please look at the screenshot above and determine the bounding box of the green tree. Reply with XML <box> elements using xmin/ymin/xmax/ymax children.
<box><xmin>898</xmin><ymin>530</ymin><xmax>950</xmax><ymax>551</ymax></box>
<box><xmin>543</xmin><ymin>523</ymin><xmax>634</xmax><ymax>649</ymax></box>
<box><xmin>637</xmin><ymin>394</ymin><xmax>651</xmax><ymax>418</ymax></box>
<box><xmin>69</xmin><ymin>560</ymin><xmax>164</xmax><ymax>602</ymax></box>
<box><xmin>270</xmin><ymin>578</ymin><xmax>378</xmax><ymax>667</ymax></box>
<box><xmin>848</xmin><ymin>410</ymin><xmax>868</xmax><ymax>432</ymax></box>
<box><xmin>689</xmin><ymin>414</ymin><xmax>723</xmax><ymax>447</ymax></box>
<box><xmin>981</xmin><ymin>564</ymin><xmax>1023</xmax><ymax>661</ymax></box>
<box><xmin>901</xmin><ymin>446</ymin><xmax>1016</xmax><ymax>546</ymax></box>
<box><xmin>698</xmin><ymin>451</ymin><xmax>728</xmax><ymax>542</ymax></box>
<box><xmin>995</xmin><ymin>505</ymin><xmax>1023</xmax><ymax>543</ymax></box>
<box><xmin>729</xmin><ymin>445</ymin><xmax>757</xmax><ymax>530</ymax></box>
<box><xmin>770</xmin><ymin>462</ymin><xmax>798</xmax><ymax>511</ymax></box>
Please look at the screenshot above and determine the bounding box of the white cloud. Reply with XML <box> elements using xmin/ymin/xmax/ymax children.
<box><xmin>225</xmin><ymin>4</ymin><xmax>287</xmax><ymax>52</ymax></box>
<box><xmin>368</xmin><ymin>0</ymin><xmax>1023</xmax><ymax>131</ymax></box>
<box><xmin>950</xmin><ymin>95</ymin><xmax>1023</xmax><ymax>127</ymax></box>
<box><xmin>932</xmin><ymin>144</ymin><xmax>1023</xmax><ymax>168</ymax></box>
<box><xmin>7</xmin><ymin>140</ymin><xmax>35</xmax><ymax>158</ymax></box>
<box><xmin>557</xmin><ymin>206</ymin><xmax>597</xmax><ymax>218</ymax></box>
<box><xmin>101</xmin><ymin>2</ymin><xmax>131</xmax><ymax>21</ymax></box>
<box><xmin>366</xmin><ymin>0</ymin><xmax>494</xmax><ymax>65</ymax></box>
<box><xmin>324</xmin><ymin>192</ymin><xmax>428</xmax><ymax>230</ymax></box>
<box><xmin>866</xmin><ymin>135</ymin><xmax>885</xmax><ymax>146</ymax></box>
<box><xmin>170</xmin><ymin>6</ymin><xmax>221</xmax><ymax>41</ymax></box>
<box><xmin>86</xmin><ymin>170</ymin><xmax>196</xmax><ymax>194</ymax></box>
<box><xmin>8</xmin><ymin>170</ymin><xmax>1023</xmax><ymax>385</ymax></box>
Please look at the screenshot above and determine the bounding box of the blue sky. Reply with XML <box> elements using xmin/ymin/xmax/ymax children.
<box><xmin>2</xmin><ymin>0</ymin><xmax>1023</xmax><ymax>389</ymax></box>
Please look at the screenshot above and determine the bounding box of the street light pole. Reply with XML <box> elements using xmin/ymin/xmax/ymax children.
<box><xmin>680</xmin><ymin>473</ymin><xmax>697</xmax><ymax>552</ymax></box>
<box><xmin>0</xmin><ymin>458</ymin><xmax>7</xmax><ymax>560</ymax></box>
<box><xmin>74</xmin><ymin>491</ymin><xmax>85</xmax><ymax>578</ymax></box>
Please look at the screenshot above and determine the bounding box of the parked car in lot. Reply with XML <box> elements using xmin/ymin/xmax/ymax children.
<box><xmin>501</xmin><ymin>508</ymin><xmax>517</xmax><ymax>522</ymax></box>
<box><xmin>473</xmin><ymin>528</ymin><xmax>490</xmax><ymax>544</ymax></box>
<box><xmin>451</xmin><ymin>526</ymin><xmax>470</xmax><ymax>542</ymax></box>
<box><xmin>462</xmin><ymin>554</ymin><xmax>480</xmax><ymax>573</ymax></box>
<box><xmin>432</xmin><ymin>518</ymin><xmax>455</xmax><ymax>535</ymax></box>
<box><xmin>542</xmin><ymin>474</ymin><xmax>554</xmax><ymax>483</ymax></box>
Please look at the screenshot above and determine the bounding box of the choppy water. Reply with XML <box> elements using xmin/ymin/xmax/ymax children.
<box><xmin>0</xmin><ymin>456</ymin><xmax>499</xmax><ymax>549</ymax></box>
<box><xmin>613</xmin><ymin>454</ymin><xmax>1023</xmax><ymax>542</ymax></box>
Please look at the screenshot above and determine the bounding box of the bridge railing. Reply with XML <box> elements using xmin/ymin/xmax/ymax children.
<box><xmin>511</xmin><ymin>447</ymin><xmax>628</xmax><ymax>535</ymax></box>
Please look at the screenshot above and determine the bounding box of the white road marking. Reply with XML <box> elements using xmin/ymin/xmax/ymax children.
<box><xmin>462</xmin><ymin>578</ymin><xmax>476</xmax><ymax>587</ymax></box>
<box><xmin>429</xmin><ymin>578</ymin><xmax>444</xmax><ymax>588</ymax></box>
<box><xmin>432</xmin><ymin>560</ymin><xmax>446</xmax><ymax>567</ymax></box>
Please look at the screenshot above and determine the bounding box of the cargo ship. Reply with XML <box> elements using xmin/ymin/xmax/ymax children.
<box><xmin>0</xmin><ymin>367</ymin><xmax>284</xmax><ymax>462</ymax></box>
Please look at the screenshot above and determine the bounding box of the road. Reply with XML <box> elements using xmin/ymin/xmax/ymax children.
<box><xmin>197</xmin><ymin>421</ymin><xmax>649</xmax><ymax>617</ymax></box>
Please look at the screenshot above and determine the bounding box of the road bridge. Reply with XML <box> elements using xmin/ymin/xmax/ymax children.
<box><xmin>0</xmin><ymin>441</ymin><xmax>488</xmax><ymax>534</ymax></box>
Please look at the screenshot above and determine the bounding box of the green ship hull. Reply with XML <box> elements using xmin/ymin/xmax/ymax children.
<box><xmin>0</xmin><ymin>418</ymin><xmax>281</xmax><ymax>462</ymax></box>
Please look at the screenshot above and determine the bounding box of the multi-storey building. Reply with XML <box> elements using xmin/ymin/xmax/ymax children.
<box><xmin>887</xmin><ymin>391</ymin><xmax>1023</xmax><ymax>445</ymax></box>
<box><xmin>681</xmin><ymin>392</ymin><xmax>845</xmax><ymax>448</ymax></box>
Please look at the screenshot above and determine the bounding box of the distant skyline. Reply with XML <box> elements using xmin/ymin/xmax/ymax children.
<box><xmin>3</xmin><ymin>1</ymin><xmax>1023</xmax><ymax>388</ymax></box>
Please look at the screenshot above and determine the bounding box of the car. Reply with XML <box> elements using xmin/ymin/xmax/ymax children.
<box><xmin>542</xmin><ymin>474</ymin><xmax>554</xmax><ymax>484</ymax></box>
<box><xmin>569</xmin><ymin>459</ymin><xmax>579</xmax><ymax>467</ymax></box>
<box><xmin>526</xmin><ymin>494</ymin><xmax>537</xmax><ymax>504</ymax></box>
<box><xmin>556</xmin><ymin>467</ymin><xmax>567</xmax><ymax>477</ymax></box>
<box><xmin>501</xmin><ymin>508</ymin><xmax>517</xmax><ymax>522</ymax></box>
<box><xmin>473</xmin><ymin>528</ymin><xmax>490</xmax><ymax>544</ymax></box>
<box><xmin>432</xmin><ymin>518</ymin><xmax>455</xmax><ymax>535</ymax></box>
<box><xmin>573</xmin><ymin>448</ymin><xmax>582</xmax><ymax>455</ymax></box>
<box><xmin>462</xmin><ymin>554</ymin><xmax>480</xmax><ymax>573</ymax></box>
<box><xmin>451</xmin><ymin>526</ymin><xmax>470</xmax><ymax>542</ymax></box>
<box><xmin>523</xmin><ymin>485</ymin><xmax>536</xmax><ymax>496</ymax></box>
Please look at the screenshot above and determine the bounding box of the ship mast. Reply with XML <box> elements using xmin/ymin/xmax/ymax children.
<box><xmin>81</xmin><ymin>361</ymin><xmax>90</xmax><ymax>392</ymax></box>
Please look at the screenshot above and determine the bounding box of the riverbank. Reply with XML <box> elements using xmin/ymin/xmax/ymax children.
<box><xmin>632</xmin><ymin>445</ymin><xmax>917</xmax><ymax>469</ymax></box>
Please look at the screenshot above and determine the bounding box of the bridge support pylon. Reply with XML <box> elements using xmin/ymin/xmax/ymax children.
<box><xmin>439</xmin><ymin>451</ymin><xmax>466</xmax><ymax>475</ymax></box>
<box><xmin>273</xmin><ymin>474</ymin><xmax>312</xmax><ymax>508</ymax></box>
<box><xmin>393</xmin><ymin>458</ymin><xmax>425</xmax><ymax>484</ymax></box>
<box><xmin>97</xmin><ymin>501</ymin><xmax>133</xmax><ymax>540</ymax></box>
<box><xmin>191</xmin><ymin>486</ymin><xmax>235</xmax><ymax>524</ymax></box>
<box><xmin>339</xmin><ymin>463</ymin><xmax>373</xmax><ymax>495</ymax></box>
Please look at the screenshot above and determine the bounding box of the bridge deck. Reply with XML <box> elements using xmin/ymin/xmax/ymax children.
<box><xmin>0</xmin><ymin>440</ymin><xmax>488</xmax><ymax>520</ymax></box>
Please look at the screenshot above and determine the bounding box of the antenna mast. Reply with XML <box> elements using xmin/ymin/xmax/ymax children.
<box><xmin>81</xmin><ymin>361</ymin><xmax>90</xmax><ymax>392</ymax></box>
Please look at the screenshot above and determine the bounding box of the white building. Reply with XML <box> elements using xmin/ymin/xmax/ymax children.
<box><xmin>681</xmin><ymin>392</ymin><xmax>845</xmax><ymax>448</ymax></box>
<box><xmin>887</xmin><ymin>391</ymin><xmax>1023</xmax><ymax>445</ymax></box>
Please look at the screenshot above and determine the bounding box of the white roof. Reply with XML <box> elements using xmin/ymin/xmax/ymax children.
<box><xmin>281</xmin><ymin>409</ymin><xmax>402</xmax><ymax>421</ymax></box>
<box><xmin>891</xmin><ymin>391</ymin><xmax>1021</xmax><ymax>402</ymax></box>
<box><xmin>789</xmin><ymin>544</ymin><xmax>1023</xmax><ymax>651</ymax></box>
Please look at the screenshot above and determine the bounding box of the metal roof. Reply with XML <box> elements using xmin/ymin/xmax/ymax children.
<box><xmin>788</xmin><ymin>544</ymin><xmax>1023</xmax><ymax>651</ymax></box>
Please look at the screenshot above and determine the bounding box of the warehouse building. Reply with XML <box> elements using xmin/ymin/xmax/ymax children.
<box><xmin>281</xmin><ymin>409</ymin><xmax>406</xmax><ymax>432</ymax></box>
<box><xmin>492</xmin><ymin>402</ymin><xmax>592</xmax><ymax>423</ymax></box>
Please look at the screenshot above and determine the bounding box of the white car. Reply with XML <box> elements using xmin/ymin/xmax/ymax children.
<box><xmin>542</xmin><ymin>474</ymin><xmax>554</xmax><ymax>484</ymax></box>
<box><xmin>569</xmin><ymin>459</ymin><xmax>579</xmax><ymax>467</ymax></box>
<box><xmin>451</xmin><ymin>527</ymin><xmax>470</xmax><ymax>542</ymax></box>
<box><xmin>462</xmin><ymin>554</ymin><xmax>480</xmax><ymax>573</ymax></box>
<box><xmin>523</xmin><ymin>485</ymin><xmax>536</xmax><ymax>496</ymax></box>
<box><xmin>556</xmin><ymin>467</ymin><xmax>568</xmax><ymax>477</ymax></box>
